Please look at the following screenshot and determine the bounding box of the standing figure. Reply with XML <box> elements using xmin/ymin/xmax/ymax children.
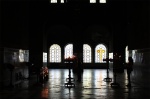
<box><xmin>72</xmin><ymin>57</ymin><xmax>78</xmax><ymax>73</ymax></box>
<box><xmin>126</xmin><ymin>57</ymin><xmax>133</xmax><ymax>87</ymax></box>
<box><xmin>77</xmin><ymin>58</ymin><xmax>83</xmax><ymax>82</ymax></box>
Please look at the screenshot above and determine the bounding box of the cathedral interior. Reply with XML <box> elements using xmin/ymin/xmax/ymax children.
<box><xmin>0</xmin><ymin>0</ymin><xmax>150</xmax><ymax>99</ymax></box>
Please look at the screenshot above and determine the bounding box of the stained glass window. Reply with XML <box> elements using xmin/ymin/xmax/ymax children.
<box><xmin>83</xmin><ymin>44</ymin><xmax>92</xmax><ymax>63</ymax></box>
<box><xmin>64</xmin><ymin>44</ymin><xmax>73</xmax><ymax>59</ymax></box>
<box><xmin>49</xmin><ymin>44</ymin><xmax>61</xmax><ymax>63</ymax></box>
<box><xmin>95</xmin><ymin>44</ymin><xmax>106</xmax><ymax>63</ymax></box>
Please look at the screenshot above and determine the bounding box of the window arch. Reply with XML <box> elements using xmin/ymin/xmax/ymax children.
<box><xmin>64</xmin><ymin>44</ymin><xmax>73</xmax><ymax>59</ymax></box>
<box><xmin>49</xmin><ymin>44</ymin><xmax>61</xmax><ymax>63</ymax></box>
<box><xmin>83</xmin><ymin>44</ymin><xmax>92</xmax><ymax>63</ymax></box>
<box><xmin>95</xmin><ymin>44</ymin><xmax>107</xmax><ymax>63</ymax></box>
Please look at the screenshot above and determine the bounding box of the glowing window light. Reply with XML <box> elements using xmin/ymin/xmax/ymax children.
<box><xmin>132</xmin><ymin>50</ymin><xmax>136</xmax><ymax>62</ymax></box>
<box><xmin>95</xmin><ymin>44</ymin><xmax>106</xmax><ymax>63</ymax></box>
<box><xmin>125</xmin><ymin>46</ymin><xmax>129</xmax><ymax>63</ymax></box>
<box><xmin>109</xmin><ymin>53</ymin><xmax>113</xmax><ymax>59</ymax></box>
<box><xmin>19</xmin><ymin>49</ymin><xmax>24</xmax><ymax>62</ymax></box>
<box><xmin>83</xmin><ymin>44</ymin><xmax>92</xmax><ymax>63</ymax></box>
<box><xmin>61</xmin><ymin>0</ymin><xmax>64</xmax><ymax>3</ymax></box>
<box><xmin>49</xmin><ymin>44</ymin><xmax>61</xmax><ymax>63</ymax></box>
<box><xmin>51</xmin><ymin>0</ymin><xmax>57</xmax><ymax>3</ymax></box>
<box><xmin>90</xmin><ymin>0</ymin><xmax>106</xmax><ymax>3</ymax></box>
<box><xmin>100</xmin><ymin>0</ymin><xmax>106</xmax><ymax>3</ymax></box>
<box><xmin>90</xmin><ymin>0</ymin><xmax>96</xmax><ymax>3</ymax></box>
<box><xmin>50</xmin><ymin>0</ymin><xmax>64</xmax><ymax>3</ymax></box>
<box><xmin>18</xmin><ymin>50</ymin><xmax>29</xmax><ymax>62</ymax></box>
<box><xmin>43</xmin><ymin>52</ymin><xmax>47</xmax><ymax>63</ymax></box>
<box><xmin>64</xmin><ymin>44</ymin><xmax>73</xmax><ymax>59</ymax></box>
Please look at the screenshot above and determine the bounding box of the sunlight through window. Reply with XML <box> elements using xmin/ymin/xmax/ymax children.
<box><xmin>43</xmin><ymin>52</ymin><xmax>47</xmax><ymax>63</ymax></box>
<box><xmin>49</xmin><ymin>44</ymin><xmax>61</xmax><ymax>63</ymax></box>
<box><xmin>83</xmin><ymin>44</ymin><xmax>92</xmax><ymax>63</ymax></box>
<box><xmin>64</xmin><ymin>44</ymin><xmax>73</xmax><ymax>59</ymax></box>
<box><xmin>95</xmin><ymin>44</ymin><xmax>107</xmax><ymax>63</ymax></box>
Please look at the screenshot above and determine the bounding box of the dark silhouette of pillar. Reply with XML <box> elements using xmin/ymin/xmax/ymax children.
<box><xmin>29</xmin><ymin>3</ymin><xmax>44</xmax><ymax>82</ymax></box>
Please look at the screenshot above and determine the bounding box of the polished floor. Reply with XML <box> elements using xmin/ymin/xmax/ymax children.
<box><xmin>0</xmin><ymin>63</ymin><xmax>150</xmax><ymax>99</ymax></box>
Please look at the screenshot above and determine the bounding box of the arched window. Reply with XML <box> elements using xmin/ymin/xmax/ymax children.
<box><xmin>83</xmin><ymin>44</ymin><xmax>92</xmax><ymax>63</ymax></box>
<box><xmin>64</xmin><ymin>44</ymin><xmax>73</xmax><ymax>59</ymax></box>
<box><xmin>95</xmin><ymin>44</ymin><xmax>107</xmax><ymax>63</ymax></box>
<box><xmin>49</xmin><ymin>44</ymin><xmax>61</xmax><ymax>63</ymax></box>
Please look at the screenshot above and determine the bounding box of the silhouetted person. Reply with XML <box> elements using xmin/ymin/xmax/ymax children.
<box><xmin>77</xmin><ymin>58</ymin><xmax>83</xmax><ymax>82</ymax></box>
<box><xmin>72</xmin><ymin>57</ymin><xmax>78</xmax><ymax>73</ymax></box>
<box><xmin>126</xmin><ymin>57</ymin><xmax>133</xmax><ymax>87</ymax></box>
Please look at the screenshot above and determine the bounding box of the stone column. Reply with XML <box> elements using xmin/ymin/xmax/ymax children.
<box><xmin>29</xmin><ymin>3</ymin><xmax>44</xmax><ymax>83</ymax></box>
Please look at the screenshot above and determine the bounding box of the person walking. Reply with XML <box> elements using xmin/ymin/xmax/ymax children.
<box><xmin>126</xmin><ymin>57</ymin><xmax>133</xmax><ymax>87</ymax></box>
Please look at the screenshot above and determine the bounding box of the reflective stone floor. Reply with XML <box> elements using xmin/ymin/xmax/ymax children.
<box><xmin>0</xmin><ymin>64</ymin><xmax>150</xmax><ymax>99</ymax></box>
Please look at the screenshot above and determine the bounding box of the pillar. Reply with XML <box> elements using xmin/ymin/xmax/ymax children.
<box><xmin>0</xmin><ymin>2</ymin><xmax>3</xmax><ymax>88</ymax></box>
<box><xmin>29</xmin><ymin>3</ymin><xmax>44</xmax><ymax>82</ymax></box>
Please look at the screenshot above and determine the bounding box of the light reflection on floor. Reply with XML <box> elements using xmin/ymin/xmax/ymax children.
<box><xmin>46</xmin><ymin>68</ymin><xmax>128</xmax><ymax>99</ymax></box>
<box><xmin>1</xmin><ymin>64</ymin><xmax>150</xmax><ymax>99</ymax></box>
